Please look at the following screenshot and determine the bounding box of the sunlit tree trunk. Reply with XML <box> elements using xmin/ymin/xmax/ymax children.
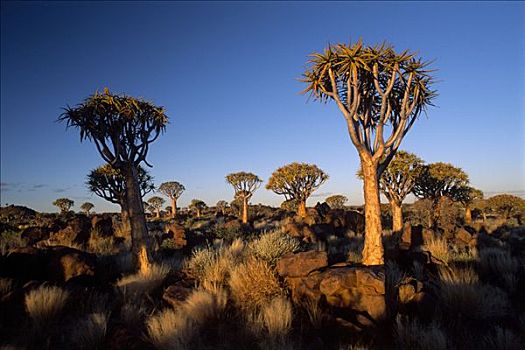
<box><xmin>196</xmin><ymin>209</ymin><xmax>201</xmax><ymax>218</ymax></box>
<box><xmin>171</xmin><ymin>198</ymin><xmax>177</xmax><ymax>218</ymax></box>
<box><xmin>297</xmin><ymin>200</ymin><xmax>307</xmax><ymax>218</ymax></box>
<box><xmin>242</xmin><ymin>197</ymin><xmax>248</xmax><ymax>224</ymax></box>
<box><xmin>391</xmin><ymin>200</ymin><xmax>403</xmax><ymax>234</ymax></box>
<box><xmin>361</xmin><ymin>161</ymin><xmax>384</xmax><ymax>265</ymax></box>
<box><xmin>464</xmin><ymin>206</ymin><xmax>472</xmax><ymax>225</ymax></box>
<box><xmin>124</xmin><ymin>166</ymin><xmax>150</xmax><ymax>273</ymax></box>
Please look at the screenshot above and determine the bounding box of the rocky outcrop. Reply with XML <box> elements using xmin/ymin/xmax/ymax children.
<box><xmin>48</xmin><ymin>215</ymin><xmax>92</xmax><ymax>246</ymax></box>
<box><xmin>91</xmin><ymin>215</ymin><xmax>115</xmax><ymax>237</ymax></box>
<box><xmin>276</xmin><ymin>251</ymin><xmax>328</xmax><ymax>278</ymax></box>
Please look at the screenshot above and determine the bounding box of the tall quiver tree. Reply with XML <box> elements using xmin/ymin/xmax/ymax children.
<box><xmin>266</xmin><ymin>162</ymin><xmax>328</xmax><ymax>218</ymax></box>
<box><xmin>359</xmin><ymin>151</ymin><xmax>423</xmax><ymax>233</ymax></box>
<box><xmin>302</xmin><ymin>41</ymin><xmax>436</xmax><ymax>265</ymax></box>
<box><xmin>87</xmin><ymin>164</ymin><xmax>154</xmax><ymax>236</ymax></box>
<box><xmin>60</xmin><ymin>88</ymin><xmax>168</xmax><ymax>272</ymax></box>
<box><xmin>458</xmin><ymin>187</ymin><xmax>483</xmax><ymax>225</ymax></box>
<box><xmin>412</xmin><ymin>162</ymin><xmax>469</xmax><ymax>229</ymax></box>
<box><xmin>158</xmin><ymin>181</ymin><xmax>185</xmax><ymax>218</ymax></box>
<box><xmin>226</xmin><ymin>172</ymin><xmax>262</xmax><ymax>224</ymax></box>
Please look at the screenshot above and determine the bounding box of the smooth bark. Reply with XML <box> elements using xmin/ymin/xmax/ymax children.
<box><xmin>391</xmin><ymin>201</ymin><xmax>403</xmax><ymax>234</ymax></box>
<box><xmin>297</xmin><ymin>200</ymin><xmax>307</xmax><ymax>218</ymax></box>
<box><xmin>242</xmin><ymin>197</ymin><xmax>248</xmax><ymax>224</ymax></box>
<box><xmin>464</xmin><ymin>206</ymin><xmax>472</xmax><ymax>225</ymax></box>
<box><xmin>361</xmin><ymin>162</ymin><xmax>384</xmax><ymax>265</ymax></box>
<box><xmin>124</xmin><ymin>166</ymin><xmax>150</xmax><ymax>273</ymax></box>
<box><xmin>171</xmin><ymin>198</ymin><xmax>177</xmax><ymax>218</ymax></box>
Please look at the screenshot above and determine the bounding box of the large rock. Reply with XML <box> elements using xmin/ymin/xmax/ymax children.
<box><xmin>164</xmin><ymin>222</ymin><xmax>187</xmax><ymax>248</ymax></box>
<box><xmin>49</xmin><ymin>215</ymin><xmax>92</xmax><ymax>245</ymax></box>
<box><xmin>45</xmin><ymin>246</ymin><xmax>97</xmax><ymax>282</ymax></box>
<box><xmin>91</xmin><ymin>215</ymin><xmax>114</xmax><ymax>237</ymax></box>
<box><xmin>21</xmin><ymin>226</ymin><xmax>52</xmax><ymax>245</ymax></box>
<box><xmin>276</xmin><ymin>251</ymin><xmax>328</xmax><ymax>278</ymax></box>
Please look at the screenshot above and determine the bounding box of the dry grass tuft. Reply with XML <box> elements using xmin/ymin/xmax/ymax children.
<box><xmin>228</xmin><ymin>258</ymin><xmax>285</xmax><ymax>311</ymax></box>
<box><xmin>117</xmin><ymin>263</ymin><xmax>170</xmax><ymax>298</ymax></box>
<box><xmin>250</xmin><ymin>230</ymin><xmax>301</xmax><ymax>266</ymax></box>
<box><xmin>70</xmin><ymin>312</ymin><xmax>108</xmax><ymax>349</ymax></box>
<box><xmin>425</xmin><ymin>237</ymin><xmax>450</xmax><ymax>264</ymax></box>
<box><xmin>0</xmin><ymin>278</ymin><xmax>14</xmax><ymax>297</ymax></box>
<box><xmin>479</xmin><ymin>248</ymin><xmax>519</xmax><ymax>293</ymax></box>
<box><xmin>395</xmin><ymin>317</ymin><xmax>447</xmax><ymax>350</ymax></box>
<box><xmin>25</xmin><ymin>285</ymin><xmax>69</xmax><ymax>330</ymax></box>
<box><xmin>259</xmin><ymin>297</ymin><xmax>293</xmax><ymax>340</ymax></box>
<box><xmin>147</xmin><ymin>288</ymin><xmax>228</xmax><ymax>350</ymax></box>
<box><xmin>437</xmin><ymin>265</ymin><xmax>509</xmax><ymax>321</ymax></box>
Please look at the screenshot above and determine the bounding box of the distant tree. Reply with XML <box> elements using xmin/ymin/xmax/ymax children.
<box><xmin>457</xmin><ymin>187</ymin><xmax>483</xmax><ymax>225</ymax></box>
<box><xmin>226</xmin><ymin>172</ymin><xmax>262</xmax><ymax>224</ymax></box>
<box><xmin>60</xmin><ymin>88</ymin><xmax>168</xmax><ymax>272</ymax></box>
<box><xmin>216</xmin><ymin>200</ymin><xmax>229</xmax><ymax>215</ymax></box>
<box><xmin>412</xmin><ymin>162</ymin><xmax>469</xmax><ymax>229</ymax></box>
<box><xmin>486</xmin><ymin>194</ymin><xmax>525</xmax><ymax>223</ymax></box>
<box><xmin>158</xmin><ymin>181</ymin><xmax>185</xmax><ymax>218</ymax></box>
<box><xmin>86</xmin><ymin>164</ymin><xmax>154</xmax><ymax>236</ymax></box>
<box><xmin>266</xmin><ymin>162</ymin><xmax>328</xmax><ymax>218</ymax></box>
<box><xmin>302</xmin><ymin>41</ymin><xmax>435</xmax><ymax>265</ymax></box>
<box><xmin>53</xmin><ymin>198</ymin><xmax>74</xmax><ymax>214</ymax></box>
<box><xmin>189</xmin><ymin>199</ymin><xmax>207</xmax><ymax>218</ymax></box>
<box><xmin>325</xmin><ymin>195</ymin><xmax>348</xmax><ymax>210</ymax></box>
<box><xmin>358</xmin><ymin>151</ymin><xmax>424</xmax><ymax>233</ymax></box>
<box><xmin>80</xmin><ymin>202</ymin><xmax>94</xmax><ymax>215</ymax></box>
<box><xmin>147</xmin><ymin>196</ymin><xmax>165</xmax><ymax>218</ymax></box>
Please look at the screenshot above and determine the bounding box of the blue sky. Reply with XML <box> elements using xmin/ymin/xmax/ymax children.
<box><xmin>1</xmin><ymin>1</ymin><xmax>524</xmax><ymax>213</ymax></box>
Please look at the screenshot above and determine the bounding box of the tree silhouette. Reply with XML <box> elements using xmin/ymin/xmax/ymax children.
<box><xmin>412</xmin><ymin>162</ymin><xmax>469</xmax><ymax>229</ymax></box>
<box><xmin>158</xmin><ymin>181</ymin><xmax>185</xmax><ymax>218</ymax></box>
<box><xmin>226</xmin><ymin>172</ymin><xmax>262</xmax><ymax>224</ymax></box>
<box><xmin>266</xmin><ymin>162</ymin><xmax>328</xmax><ymax>218</ymax></box>
<box><xmin>147</xmin><ymin>196</ymin><xmax>165</xmax><ymax>218</ymax></box>
<box><xmin>189</xmin><ymin>199</ymin><xmax>207</xmax><ymax>218</ymax></box>
<box><xmin>80</xmin><ymin>202</ymin><xmax>94</xmax><ymax>215</ymax></box>
<box><xmin>216</xmin><ymin>200</ymin><xmax>229</xmax><ymax>215</ymax></box>
<box><xmin>302</xmin><ymin>40</ymin><xmax>435</xmax><ymax>264</ymax></box>
<box><xmin>86</xmin><ymin>164</ymin><xmax>154</xmax><ymax>236</ymax></box>
<box><xmin>325</xmin><ymin>195</ymin><xmax>348</xmax><ymax>209</ymax></box>
<box><xmin>358</xmin><ymin>151</ymin><xmax>423</xmax><ymax>233</ymax></box>
<box><xmin>53</xmin><ymin>198</ymin><xmax>74</xmax><ymax>214</ymax></box>
<box><xmin>59</xmin><ymin>88</ymin><xmax>168</xmax><ymax>272</ymax></box>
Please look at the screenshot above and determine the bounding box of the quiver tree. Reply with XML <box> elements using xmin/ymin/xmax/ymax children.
<box><xmin>53</xmin><ymin>198</ymin><xmax>74</xmax><ymax>214</ymax></box>
<box><xmin>266</xmin><ymin>162</ymin><xmax>328</xmax><ymax>218</ymax></box>
<box><xmin>158</xmin><ymin>181</ymin><xmax>185</xmax><ymax>218</ymax></box>
<box><xmin>487</xmin><ymin>194</ymin><xmax>525</xmax><ymax>223</ymax></box>
<box><xmin>147</xmin><ymin>196</ymin><xmax>165</xmax><ymax>218</ymax></box>
<box><xmin>59</xmin><ymin>88</ymin><xmax>168</xmax><ymax>272</ymax></box>
<box><xmin>189</xmin><ymin>199</ymin><xmax>207</xmax><ymax>218</ymax></box>
<box><xmin>226</xmin><ymin>172</ymin><xmax>262</xmax><ymax>224</ymax></box>
<box><xmin>325</xmin><ymin>195</ymin><xmax>348</xmax><ymax>209</ymax></box>
<box><xmin>457</xmin><ymin>187</ymin><xmax>483</xmax><ymax>225</ymax></box>
<box><xmin>358</xmin><ymin>151</ymin><xmax>423</xmax><ymax>233</ymax></box>
<box><xmin>86</xmin><ymin>164</ymin><xmax>154</xmax><ymax>237</ymax></box>
<box><xmin>216</xmin><ymin>200</ymin><xmax>229</xmax><ymax>215</ymax></box>
<box><xmin>412</xmin><ymin>162</ymin><xmax>469</xmax><ymax>229</ymax></box>
<box><xmin>80</xmin><ymin>202</ymin><xmax>94</xmax><ymax>215</ymax></box>
<box><xmin>302</xmin><ymin>40</ymin><xmax>435</xmax><ymax>265</ymax></box>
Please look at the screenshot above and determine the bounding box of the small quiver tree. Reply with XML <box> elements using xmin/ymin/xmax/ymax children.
<box><xmin>60</xmin><ymin>88</ymin><xmax>168</xmax><ymax>272</ymax></box>
<box><xmin>325</xmin><ymin>195</ymin><xmax>348</xmax><ymax>210</ymax></box>
<box><xmin>457</xmin><ymin>187</ymin><xmax>483</xmax><ymax>225</ymax></box>
<box><xmin>53</xmin><ymin>198</ymin><xmax>74</xmax><ymax>214</ymax></box>
<box><xmin>226</xmin><ymin>172</ymin><xmax>262</xmax><ymax>224</ymax></box>
<box><xmin>487</xmin><ymin>194</ymin><xmax>525</xmax><ymax>224</ymax></box>
<box><xmin>216</xmin><ymin>200</ymin><xmax>229</xmax><ymax>215</ymax></box>
<box><xmin>189</xmin><ymin>199</ymin><xmax>207</xmax><ymax>218</ymax></box>
<box><xmin>266</xmin><ymin>162</ymin><xmax>328</xmax><ymax>218</ymax></box>
<box><xmin>158</xmin><ymin>181</ymin><xmax>185</xmax><ymax>218</ymax></box>
<box><xmin>147</xmin><ymin>196</ymin><xmax>165</xmax><ymax>219</ymax></box>
<box><xmin>80</xmin><ymin>202</ymin><xmax>94</xmax><ymax>215</ymax></box>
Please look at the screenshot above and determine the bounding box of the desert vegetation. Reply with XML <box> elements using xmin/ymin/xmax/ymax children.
<box><xmin>1</xmin><ymin>38</ymin><xmax>524</xmax><ymax>350</ymax></box>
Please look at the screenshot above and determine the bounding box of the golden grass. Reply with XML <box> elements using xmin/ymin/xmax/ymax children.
<box><xmin>117</xmin><ymin>263</ymin><xmax>170</xmax><ymax>298</ymax></box>
<box><xmin>25</xmin><ymin>285</ymin><xmax>69</xmax><ymax>330</ymax></box>
<box><xmin>424</xmin><ymin>237</ymin><xmax>450</xmax><ymax>264</ymax></box>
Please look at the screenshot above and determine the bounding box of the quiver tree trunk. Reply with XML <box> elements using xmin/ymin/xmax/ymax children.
<box><xmin>464</xmin><ymin>206</ymin><xmax>472</xmax><ymax>225</ymax></box>
<box><xmin>297</xmin><ymin>200</ymin><xmax>307</xmax><ymax>218</ymax></box>
<box><xmin>431</xmin><ymin>197</ymin><xmax>443</xmax><ymax>230</ymax></box>
<box><xmin>171</xmin><ymin>198</ymin><xmax>177</xmax><ymax>218</ymax></box>
<box><xmin>391</xmin><ymin>200</ymin><xmax>403</xmax><ymax>234</ymax></box>
<box><xmin>242</xmin><ymin>197</ymin><xmax>248</xmax><ymax>224</ymax></box>
<box><xmin>361</xmin><ymin>161</ymin><xmax>384</xmax><ymax>265</ymax></box>
<box><xmin>124</xmin><ymin>166</ymin><xmax>150</xmax><ymax>273</ymax></box>
<box><xmin>119</xmin><ymin>201</ymin><xmax>131</xmax><ymax>239</ymax></box>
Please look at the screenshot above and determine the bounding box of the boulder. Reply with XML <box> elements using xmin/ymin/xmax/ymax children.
<box><xmin>164</xmin><ymin>223</ymin><xmax>187</xmax><ymax>248</ymax></box>
<box><xmin>45</xmin><ymin>246</ymin><xmax>96</xmax><ymax>282</ymax></box>
<box><xmin>454</xmin><ymin>227</ymin><xmax>473</xmax><ymax>245</ymax></box>
<box><xmin>20</xmin><ymin>226</ymin><xmax>52</xmax><ymax>245</ymax></box>
<box><xmin>276</xmin><ymin>251</ymin><xmax>328</xmax><ymax>278</ymax></box>
<box><xmin>91</xmin><ymin>215</ymin><xmax>114</xmax><ymax>237</ymax></box>
<box><xmin>49</xmin><ymin>215</ymin><xmax>91</xmax><ymax>245</ymax></box>
<box><xmin>282</xmin><ymin>221</ymin><xmax>303</xmax><ymax>238</ymax></box>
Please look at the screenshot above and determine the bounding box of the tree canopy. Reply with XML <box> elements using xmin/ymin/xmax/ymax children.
<box><xmin>80</xmin><ymin>202</ymin><xmax>94</xmax><ymax>214</ymax></box>
<box><xmin>53</xmin><ymin>198</ymin><xmax>74</xmax><ymax>213</ymax></box>
<box><xmin>226</xmin><ymin>172</ymin><xmax>262</xmax><ymax>200</ymax></box>
<box><xmin>158</xmin><ymin>181</ymin><xmax>185</xmax><ymax>200</ymax></box>
<box><xmin>486</xmin><ymin>194</ymin><xmax>525</xmax><ymax>219</ymax></box>
<box><xmin>412</xmin><ymin>162</ymin><xmax>469</xmax><ymax>202</ymax></box>
<box><xmin>86</xmin><ymin>164</ymin><xmax>154</xmax><ymax>204</ymax></box>
<box><xmin>325</xmin><ymin>195</ymin><xmax>348</xmax><ymax>209</ymax></box>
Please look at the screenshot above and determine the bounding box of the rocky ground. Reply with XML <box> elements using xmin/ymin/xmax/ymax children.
<box><xmin>0</xmin><ymin>204</ymin><xmax>524</xmax><ymax>349</ymax></box>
